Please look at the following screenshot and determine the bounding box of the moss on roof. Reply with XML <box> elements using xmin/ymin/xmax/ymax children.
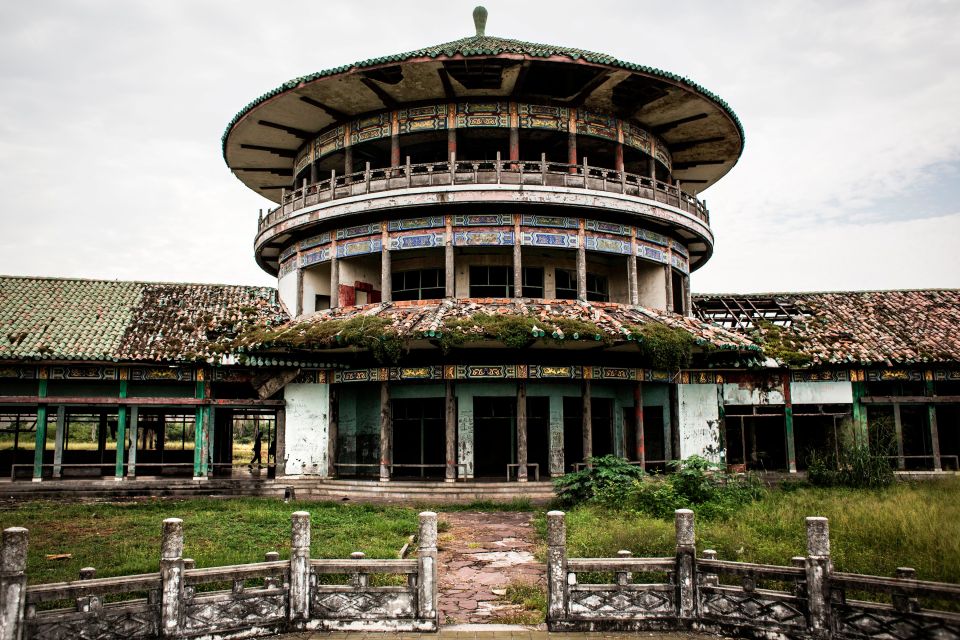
<box><xmin>221</xmin><ymin>33</ymin><xmax>745</xmax><ymax>161</ymax></box>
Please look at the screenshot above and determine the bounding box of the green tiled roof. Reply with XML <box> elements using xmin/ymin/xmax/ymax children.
<box><xmin>221</xmin><ymin>33</ymin><xmax>745</xmax><ymax>160</ymax></box>
<box><xmin>0</xmin><ymin>276</ymin><xmax>286</xmax><ymax>363</ymax></box>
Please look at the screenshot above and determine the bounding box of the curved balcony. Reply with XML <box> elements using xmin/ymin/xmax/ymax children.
<box><xmin>260</xmin><ymin>156</ymin><xmax>707</xmax><ymax>224</ymax></box>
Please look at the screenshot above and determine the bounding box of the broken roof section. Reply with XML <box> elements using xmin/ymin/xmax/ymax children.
<box><xmin>0</xmin><ymin>276</ymin><xmax>286</xmax><ymax>363</ymax></box>
<box><xmin>694</xmin><ymin>290</ymin><xmax>960</xmax><ymax>367</ymax></box>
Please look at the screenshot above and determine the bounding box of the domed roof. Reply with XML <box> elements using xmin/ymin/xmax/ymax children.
<box><xmin>223</xmin><ymin>8</ymin><xmax>744</xmax><ymax>200</ymax></box>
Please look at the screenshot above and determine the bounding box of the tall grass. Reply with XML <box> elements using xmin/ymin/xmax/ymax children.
<box><xmin>0</xmin><ymin>498</ymin><xmax>417</xmax><ymax>584</ymax></box>
<box><xmin>538</xmin><ymin>478</ymin><xmax>960</xmax><ymax>585</ymax></box>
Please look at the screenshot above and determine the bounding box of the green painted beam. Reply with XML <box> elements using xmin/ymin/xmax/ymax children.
<box><xmin>851</xmin><ymin>381</ymin><xmax>868</xmax><ymax>447</ymax></box>
<box><xmin>194</xmin><ymin>379</ymin><xmax>205</xmax><ymax>477</ymax></box>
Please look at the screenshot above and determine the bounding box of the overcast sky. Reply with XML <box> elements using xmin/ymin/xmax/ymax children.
<box><xmin>1</xmin><ymin>1</ymin><xmax>958</xmax><ymax>293</ymax></box>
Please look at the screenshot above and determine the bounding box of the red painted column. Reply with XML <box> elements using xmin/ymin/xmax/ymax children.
<box><xmin>390</xmin><ymin>111</ymin><xmax>400</xmax><ymax>168</ymax></box>
<box><xmin>568</xmin><ymin>109</ymin><xmax>578</xmax><ymax>174</ymax></box>
<box><xmin>509</xmin><ymin>102</ymin><xmax>519</xmax><ymax>165</ymax></box>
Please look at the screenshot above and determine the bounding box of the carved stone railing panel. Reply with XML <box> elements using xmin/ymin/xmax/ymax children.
<box><xmin>568</xmin><ymin>584</ymin><xmax>675</xmax><ymax>619</ymax></box>
<box><xmin>25</xmin><ymin>602</ymin><xmax>159</xmax><ymax>640</ymax></box>
<box><xmin>836</xmin><ymin>602</ymin><xmax>960</xmax><ymax>640</ymax></box>
<box><xmin>698</xmin><ymin>586</ymin><xmax>807</xmax><ymax>630</ymax></box>
<box><xmin>311</xmin><ymin>586</ymin><xmax>415</xmax><ymax>620</ymax></box>
<box><xmin>182</xmin><ymin>589</ymin><xmax>287</xmax><ymax>634</ymax></box>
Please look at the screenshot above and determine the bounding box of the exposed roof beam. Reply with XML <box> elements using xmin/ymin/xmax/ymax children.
<box><xmin>437</xmin><ymin>68</ymin><xmax>456</xmax><ymax>101</ymax></box>
<box><xmin>568</xmin><ymin>70</ymin><xmax>612</xmax><ymax>106</ymax></box>
<box><xmin>511</xmin><ymin>61</ymin><xmax>531</xmax><ymax>98</ymax></box>
<box><xmin>298</xmin><ymin>96</ymin><xmax>348</xmax><ymax>121</ymax></box>
<box><xmin>669</xmin><ymin>136</ymin><xmax>725</xmax><ymax>152</ymax></box>
<box><xmin>360</xmin><ymin>77</ymin><xmax>399</xmax><ymax>109</ymax></box>
<box><xmin>672</xmin><ymin>160</ymin><xmax>725</xmax><ymax>170</ymax></box>
<box><xmin>259</xmin><ymin>185</ymin><xmax>288</xmax><ymax>190</ymax></box>
<box><xmin>652</xmin><ymin>113</ymin><xmax>708</xmax><ymax>134</ymax></box>
<box><xmin>239</xmin><ymin>144</ymin><xmax>297</xmax><ymax>158</ymax></box>
<box><xmin>257</xmin><ymin>120</ymin><xmax>311</xmax><ymax>139</ymax></box>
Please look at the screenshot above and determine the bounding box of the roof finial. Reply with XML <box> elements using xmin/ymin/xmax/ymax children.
<box><xmin>473</xmin><ymin>6</ymin><xmax>488</xmax><ymax>37</ymax></box>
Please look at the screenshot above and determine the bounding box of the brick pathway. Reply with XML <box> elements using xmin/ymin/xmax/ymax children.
<box><xmin>436</xmin><ymin>511</ymin><xmax>545</xmax><ymax>625</ymax></box>
<box><xmin>281</xmin><ymin>630</ymin><xmax>707</xmax><ymax>639</ymax></box>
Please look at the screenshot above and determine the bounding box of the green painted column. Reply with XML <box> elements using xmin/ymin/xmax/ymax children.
<box><xmin>32</xmin><ymin>378</ymin><xmax>48</xmax><ymax>481</ymax></box>
<box><xmin>783</xmin><ymin>375</ymin><xmax>797</xmax><ymax>473</ymax></box>
<box><xmin>128</xmin><ymin>406</ymin><xmax>139</xmax><ymax>479</ymax></box>
<box><xmin>851</xmin><ymin>381</ymin><xmax>869</xmax><ymax>448</ymax></box>
<box><xmin>115</xmin><ymin>381</ymin><xmax>128</xmax><ymax>479</ymax></box>
<box><xmin>193</xmin><ymin>378</ymin><xmax>205</xmax><ymax>477</ymax></box>
<box><xmin>53</xmin><ymin>405</ymin><xmax>66</xmax><ymax>478</ymax></box>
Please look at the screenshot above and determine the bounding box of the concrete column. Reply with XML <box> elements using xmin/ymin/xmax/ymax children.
<box><xmin>0</xmin><ymin>527</ymin><xmax>28</xmax><ymax>640</ymax></box>
<box><xmin>445</xmin><ymin>216</ymin><xmax>455</xmax><ymax>298</ymax></box>
<box><xmin>310</xmin><ymin>160</ymin><xmax>317</xmax><ymax>184</ymax></box>
<box><xmin>295</xmin><ymin>266</ymin><xmax>304</xmax><ymax>317</ymax></box>
<box><xmin>627</xmin><ymin>256</ymin><xmax>638</xmax><ymax>306</ymax></box>
<box><xmin>615</xmin><ymin>142</ymin><xmax>624</xmax><ymax>172</ymax></box>
<box><xmin>805</xmin><ymin>517</ymin><xmax>832</xmax><ymax>638</ymax></box>
<box><xmin>675</xmin><ymin>509</ymin><xmax>696</xmax><ymax>620</ymax></box>
<box><xmin>128</xmin><ymin>406</ymin><xmax>138</xmax><ymax>479</ymax></box>
<box><xmin>390</xmin><ymin>113</ymin><xmax>401</xmax><ymax>168</ymax></box>
<box><xmin>548</xmin><ymin>393</ymin><xmax>564</xmax><ymax>476</ymax></box>
<box><xmin>546</xmin><ymin>511</ymin><xmax>567</xmax><ymax>624</ymax></box>
<box><xmin>576</xmin><ymin>221</ymin><xmax>587</xmax><ymax>301</ymax></box>
<box><xmin>379</xmin><ymin>382</ymin><xmax>391</xmax><ymax>481</ymax></box>
<box><xmin>517</xmin><ymin>382</ymin><xmax>528</xmax><ymax>482</ymax></box>
<box><xmin>289</xmin><ymin>512</ymin><xmax>311</xmax><ymax>622</ymax></box>
<box><xmin>53</xmin><ymin>405</ymin><xmax>65</xmax><ymax>479</ymax></box>
<box><xmin>664</xmin><ymin>265</ymin><xmax>674</xmax><ymax>312</ymax></box>
<box><xmin>344</xmin><ymin>146</ymin><xmax>353</xmax><ymax>177</ymax></box>
<box><xmin>893</xmin><ymin>403</ymin><xmax>905</xmax><ymax>470</ymax></box>
<box><xmin>445</xmin><ymin>381</ymin><xmax>456</xmax><ymax>482</ymax></box>
<box><xmin>567</xmin><ymin>129</ymin><xmax>577</xmax><ymax>169</ymax></box>
<box><xmin>327</xmin><ymin>390</ymin><xmax>337</xmax><ymax>478</ymax></box>
<box><xmin>513</xmin><ymin>216</ymin><xmax>522</xmax><ymax>298</ymax></box>
<box><xmin>192</xmin><ymin>380</ymin><xmax>204</xmax><ymax>479</ymax></box>
<box><xmin>582</xmin><ymin>380</ymin><xmax>593</xmax><ymax>467</ymax></box>
<box><xmin>926</xmin><ymin>379</ymin><xmax>942</xmax><ymax>471</ymax></box>
<box><xmin>160</xmin><ymin>518</ymin><xmax>184</xmax><ymax>637</ymax></box>
<box><xmin>381</xmin><ymin>226</ymin><xmax>392</xmax><ymax>304</ymax></box>
<box><xmin>457</xmin><ymin>393</ymin><xmax>474</xmax><ymax>478</ymax></box>
<box><xmin>634</xmin><ymin>382</ymin><xmax>645</xmax><ymax>468</ymax></box>
<box><xmin>330</xmin><ymin>240</ymin><xmax>340</xmax><ymax>309</ymax></box>
<box><xmin>417</xmin><ymin>512</ymin><xmax>438</xmax><ymax>623</ymax></box>
<box><xmin>274</xmin><ymin>407</ymin><xmax>286</xmax><ymax>478</ymax></box>
<box><xmin>115</xmin><ymin>380</ymin><xmax>127</xmax><ymax>480</ymax></box>
<box><xmin>447</xmin><ymin>127</ymin><xmax>457</xmax><ymax>160</ymax></box>
<box><xmin>683</xmin><ymin>274</ymin><xmax>692</xmax><ymax>317</ymax></box>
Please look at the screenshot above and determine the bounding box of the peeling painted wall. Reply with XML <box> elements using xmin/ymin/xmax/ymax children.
<box><xmin>722</xmin><ymin>381</ymin><xmax>785</xmax><ymax>405</ymax></box>
<box><xmin>637</xmin><ymin>261</ymin><xmax>667</xmax><ymax>309</ymax></box>
<box><xmin>278</xmin><ymin>270</ymin><xmax>299</xmax><ymax>316</ymax></box>
<box><xmin>284</xmin><ymin>383</ymin><xmax>329</xmax><ymax>476</ymax></box>
<box><xmin>301</xmin><ymin>265</ymin><xmax>331</xmax><ymax>314</ymax></box>
<box><xmin>677</xmin><ymin>384</ymin><xmax>722</xmax><ymax>462</ymax></box>
<box><xmin>790</xmin><ymin>381</ymin><xmax>853</xmax><ymax>405</ymax></box>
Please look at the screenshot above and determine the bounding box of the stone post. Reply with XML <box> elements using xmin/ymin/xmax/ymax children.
<box><xmin>546</xmin><ymin>511</ymin><xmax>567</xmax><ymax>624</ymax></box>
<box><xmin>674</xmin><ymin>509</ymin><xmax>696</xmax><ymax>621</ymax></box>
<box><xmin>0</xmin><ymin>527</ymin><xmax>28</xmax><ymax>640</ymax></box>
<box><xmin>160</xmin><ymin>518</ymin><xmax>184</xmax><ymax>638</ymax></box>
<box><xmin>701</xmin><ymin>550</ymin><xmax>718</xmax><ymax>586</ymax></box>
<box><xmin>417</xmin><ymin>512</ymin><xmax>438</xmax><ymax>624</ymax></box>
<box><xmin>289</xmin><ymin>512</ymin><xmax>311</xmax><ymax>624</ymax></box>
<box><xmin>264</xmin><ymin>552</ymin><xmax>281</xmax><ymax>589</ymax></box>
<box><xmin>791</xmin><ymin>556</ymin><xmax>807</xmax><ymax>597</ymax></box>
<box><xmin>805</xmin><ymin>516</ymin><xmax>832</xmax><ymax>639</ymax></box>
<box><xmin>893</xmin><ymin>567</ymin><xmax>919</xmax><ymax>613</ymax></box>
<box><xmin>76</xmin><ymin>567</ymin><xmax>98</xmax><ymax>612</ymax></box>
<box><xmin>350</xmin><ymin>552</ymin><xmax>368</xmax><ymax>588</ymax></box>
<box><xmin>616</xmin><ymin>550</ymin><xmax>632</xmax><ymax>586</ymax></box>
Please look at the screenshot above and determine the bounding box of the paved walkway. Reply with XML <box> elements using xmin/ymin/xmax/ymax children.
<box><xmin>436</xmin><ymin>512</ymin><xmax>545</xmax><ymax>625</ymax></box>
<box><xmin>280</xmin><ymin>630</ymin><xmax>707</xmax><ymax>639</ymax></box>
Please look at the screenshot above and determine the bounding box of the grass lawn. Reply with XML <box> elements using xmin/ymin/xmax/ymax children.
<box><xmin>540</xmin><ymin>477</ymin><xmax>960</xmax><ymax>585</ymax></box>
<box><xmin>0</xmin><ymin>499</ymin><xmax>418</xmax><ymax>585</ymax></box>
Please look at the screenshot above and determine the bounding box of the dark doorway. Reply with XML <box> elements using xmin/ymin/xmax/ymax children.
<box><xmin>623</xmin><ymin>405</ymin><xmax>666</xmax><ymax>471</ymax></box>
<box><xmin>563</xmin><ymin>397</ymin><xmax>583</xmax><ymax>472</ymax></box>
<box><xmin>527</xmin><ymin>397</ymin><xmax>550</xmax><ymax>478</ymax></box>
<box><xmin>938</xmin><ymin>405</ymin><xmax>960</xmax><ymax>470</ymax></box>
<box><xmin>392</xmin><ymin>398</ymin><xmax>445</xmax><ymax>478</ymax></box>
<box><xmin>723</xmin><ymin>406</ymin><xmax>788</xmax><ymax>471</ymax></box>
<box><xmin>473</xmin><ymin>396</ymin><xmax>516</xmax><ymax>478</ymax></box>
<box><xmin>591</xmin><ymin>398</ymin><xmax>614</xmax><ymax>457</ymax></box>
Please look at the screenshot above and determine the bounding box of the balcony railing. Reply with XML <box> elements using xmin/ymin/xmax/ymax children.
<box><xmin>257</xmin><ymin>156</ymin><xmax>709</xmax><ymax>234</ymax></box>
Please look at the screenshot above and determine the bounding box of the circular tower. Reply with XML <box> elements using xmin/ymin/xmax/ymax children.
<box><xmin>222</xmin><ymin>8</ymin><xmax>747</xmax><ymax>483</ymax></box>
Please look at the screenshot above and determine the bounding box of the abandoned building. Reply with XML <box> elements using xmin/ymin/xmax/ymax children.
<box><xmin>1</xmin><ymin>7</ymin><xmax>957</xmax><ymax>498</ymax></box>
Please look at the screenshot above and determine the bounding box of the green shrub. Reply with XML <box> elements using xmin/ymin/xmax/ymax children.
<box><xmin>627</xmin><ymin>323</ymin><xmax>695</xmax><ymax>370</ymax></box>
<box><xmin>553</xmin><ymin>455</ymin><xmax>644</xmax><ymax>507</ymax></box>
<box><xmin>631</xmin><ymin>456</ymin><xmax>765</xmax><ymax>521</ymax></box>
<box><xmin>807</xmin><ymin>444</ymin><xmax>893</xmax><ymax>489</ymax></box>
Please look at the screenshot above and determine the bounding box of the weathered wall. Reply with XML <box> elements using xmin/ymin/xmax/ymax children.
<box><xmin>790</xmin><ymin>381</ymin><xmax>853</xmax><ymax>405</ymax></box>
<box><xmin>283</xmin><ymin>383</ymin><xmax>330</xmax><ymax>476</ymax></box>
<box><xmin>677</xmin><ymin>384</ymin><xmax>722</xmax><ymax>462</ymax></box>
<box><xmin>722</xmin><ymin>380</ymin><xmax>785</xmax><ymax>405</ymax></box>
<box><xmin>278</xmin><ymin>270</ymin><xmax>299</xmax><ymax>316</ymax></box>
<box><xmin>637</xmin><ymin>261</ymin><xmax>667</xmax><ymax>309</ymax></box>
<box><xmin>301</xmin><ymin>264</ymin><xmax>331</xmax><ymax>314</ymax></box>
